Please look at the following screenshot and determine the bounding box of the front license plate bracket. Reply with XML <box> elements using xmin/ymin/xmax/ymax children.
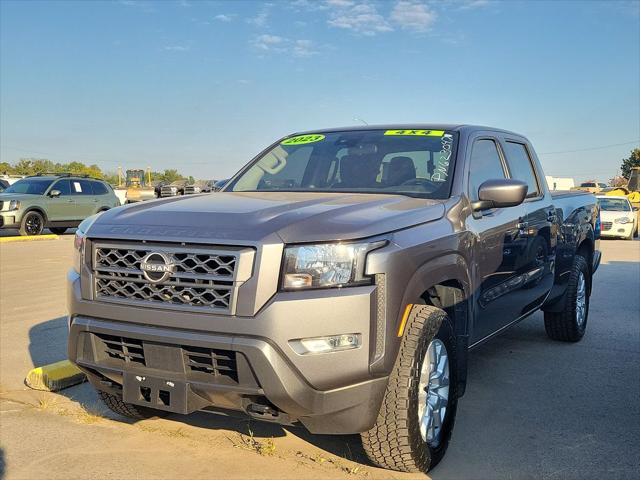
<box><xmin>123</xmin><ymin>373</ymin><xmax>195</xmax><ymax>414</ymax></box>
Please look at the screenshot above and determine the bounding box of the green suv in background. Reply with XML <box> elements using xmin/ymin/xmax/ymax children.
<box><xmin>0</xmin><ymin>173</ymin><xmax>120</xmax><ymax>236</ymax></box>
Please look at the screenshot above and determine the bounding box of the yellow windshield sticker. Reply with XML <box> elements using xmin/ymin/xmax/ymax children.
<box><xmin>281</xmin><ymin>134</ymin><xmax>325</xmax><ymax>145</ymax></box>
<box><xmin>384</xmin><ymin>129</ymin><xmax>445</xmax><ymax>137</ymax></box>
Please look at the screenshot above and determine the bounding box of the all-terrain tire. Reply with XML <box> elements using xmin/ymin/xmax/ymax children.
<box><xmin>49</xmin><ymin>227</ymin><xmax>67</xmax><ymax>235</ymax></box>
<box><xmin>98</xmin><ymin>391</ymin><xmax>164</xmax><ymax>420</ymax></box>
<box><xmin>19</xmin><ymin>210</ymin><xmax>45</xmax><ymax>236</ymax></box>
<box><xmin>544</xmin><ymin>254</ymin><xmax>590</xmax><ymax>342</ymax></box>
<box><xmin>361</xmin><ymin>305</ymin><xmax>458</xmax><ymax>473</ymax></box>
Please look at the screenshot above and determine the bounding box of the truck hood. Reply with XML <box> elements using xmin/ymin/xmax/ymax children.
<box><xmin>88</xmin><ymin>191</ymin><xmax>446</xmax><ymax>244</ymax></box>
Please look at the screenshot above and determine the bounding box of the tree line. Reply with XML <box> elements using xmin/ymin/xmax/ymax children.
<box><xmin>0</xmin><ymin>158</ymin><xmax>194</xmax><ymax>185</ymax></box>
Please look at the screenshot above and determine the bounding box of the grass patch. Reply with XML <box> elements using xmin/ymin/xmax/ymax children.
<box><xmin>295</xmin><ymin>450</ymin><xmax>367</xmax><ymax>476</ymax></box>
<box><xmin>228</xmin><ymin>427</ymin><xmax>276</xmax><ymax>456</ymax></box>
<box><xmin>35</xmin><ymin>394</ymin><xmax>58</xmax><ymax>411</ymax></box>
<box><xmin>138</xmin><ymin>423</ymin><xmax>188</xmax><ymax>439</ymax></box>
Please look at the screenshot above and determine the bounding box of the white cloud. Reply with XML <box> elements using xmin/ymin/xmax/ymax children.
<box><xmin>248</xmin><ymin>11</ymin><xmax>269</xmax><ymax>27</ymax></box>
<box><xmin>292</xmin><ymin>39</ymin><xmax>317</xmax><ymax>57</ymax></box>
<box><xmin>214</xmin><ymin>14</ymin><xmax>234</xmax><ymax>22</ymax></box>
<box><xmin>327</xmin><ymin>0</ymin><xmax>355</xmax><ymax>6</ymax></box>
<box><xmin>253</xmin><ymin>34</ymin><xmax>285</xmax><ymax>51</ymax></box>
<box><xmin>252</xmin><ymin>35</ymin><xmax>318</xmax><ymax>57</ymax></box>
<box><xmin>327</xmin><ymin>2</ymin><xmax>392</xmax><ymax>36</ymax></box>
<box><xmin>390</xmin><ymin>1</ymin><xmax>436</xmax><ymax>32</ymax></box>
<box><xmin>458</xmin><ymin>0</ymin><xmax>491</xmax><ymax>10</ymax></box>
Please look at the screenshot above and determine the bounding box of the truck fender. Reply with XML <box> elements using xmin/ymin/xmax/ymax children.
<box><xmin>399</xmin><ymin>252</ymin><xmax>472</xmax><ymax>398</ymax></box>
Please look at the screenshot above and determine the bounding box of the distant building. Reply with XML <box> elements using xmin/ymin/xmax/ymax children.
<box><xmin>545</xmin><ymin>176</ymin><xmax>575</xmax><ymax>191</ymax></box>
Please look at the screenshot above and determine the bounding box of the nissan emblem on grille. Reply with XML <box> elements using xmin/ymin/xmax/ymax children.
<box><xmin>140</xmin><ymin>252</ymin><xmax>175</xmax><ymax>283</ymax></box>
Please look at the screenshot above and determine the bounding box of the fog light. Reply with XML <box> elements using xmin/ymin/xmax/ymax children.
<box><xmin>290</xmin><ymin>334</ymin><xmax>361</xmax><ymax>355</ymax></box>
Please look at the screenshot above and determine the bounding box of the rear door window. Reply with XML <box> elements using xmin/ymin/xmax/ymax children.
<box><xmin>503</xmin><ymin>142</ymin><xmax>540</xmax><ymax>198</ymax></box>
<box><xmin>71</xmin><ymin>179</ymin><xmax>94</xmax><ymax>195</ymax></box>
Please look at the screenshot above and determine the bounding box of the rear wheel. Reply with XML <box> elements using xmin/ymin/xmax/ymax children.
<box><xmin>544</xmin><ymin>254</ymin><xmax>590</xmax><ymax>342</ymax></box>
<box><xmin>98</xmin><ymin>391</ymin><xmax>164</xmax><ymax>420</ymax></box>
<box><xmin>49</xmin><ymin>227</ymin><xmax>67</xmax><ymax>235</ymax></box>
<box><xmin>361</xmin><ymin>305</ymin><xmax>457</xmax><ymax>473</ymax></box>
<box><xmin>19</xmin><ymin>211</ymin><xmax>44</xmax><ymax>236</ymax></box>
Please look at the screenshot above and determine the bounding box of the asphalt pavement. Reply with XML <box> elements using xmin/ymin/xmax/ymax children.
<box><xmin>0</xmin><ymin>236</ymin><xmax>638</xmax><ymax>479</ymax></box>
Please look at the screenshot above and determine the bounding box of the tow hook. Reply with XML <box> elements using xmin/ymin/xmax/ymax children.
<box><xmin>247</xmin><ymin>403</ymin><xmax>281</xmax><ymax>420</ymax></box>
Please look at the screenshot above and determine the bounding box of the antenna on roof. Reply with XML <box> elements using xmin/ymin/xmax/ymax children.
<box><xmin>353</xmin><ymin>117</ymin><xmax>369</xmax><ymax>125</ymax></box>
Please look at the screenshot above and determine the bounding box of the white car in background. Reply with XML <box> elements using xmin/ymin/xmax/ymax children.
<box><xmin>597</xmin><ymin>195</ymin><xmax>638</xmax><ymax>240</ymax></box>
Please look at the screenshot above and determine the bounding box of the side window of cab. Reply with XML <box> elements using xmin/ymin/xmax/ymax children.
<box><xmin>468</xmin><ymin>138</ymin><xmax>507</xmax><ymax>201</ymax></box>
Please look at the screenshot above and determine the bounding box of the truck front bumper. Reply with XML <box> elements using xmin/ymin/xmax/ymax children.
<box><xmin>67</xmin><ymin>271</ymin><xmax>389</xmax><ymax>434</ymax></box>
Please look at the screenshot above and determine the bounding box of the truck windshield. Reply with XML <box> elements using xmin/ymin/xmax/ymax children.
<box><xmin>598</xmin><ymin>198</ymin><xmax>631</xmax><ymax>211</ymax></box>
<box><xmin>3</xmin><ymin>178</ymin><xmax>53</xmax><ymax>195</ymax></box>
<box><xmin>229</xmin><ymin>129</ymin><xmax>457</xmax><ymax>199</ymax></box>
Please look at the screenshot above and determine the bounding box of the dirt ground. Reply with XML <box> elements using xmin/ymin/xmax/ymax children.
<box><xmin>1</xmin><ymin>235</ymin><xmax>638</xmax><ymax>479</ymax></box>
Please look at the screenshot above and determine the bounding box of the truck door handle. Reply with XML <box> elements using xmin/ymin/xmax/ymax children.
<box><xmin>517</xmin><ymin>221</ymin><xmax>528</xmax><ymax>229</ymax></box>
<box><xmin>547</xmin><ymin>211</ymin><xmax>555</xmax><ymax>222</ymax></box>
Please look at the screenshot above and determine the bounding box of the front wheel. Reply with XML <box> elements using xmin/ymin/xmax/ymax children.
<box><xmin>19</xmin><ymin>211</ymin><xmax>44</xmax><ymax>236</ymax></box>
<box><xmin>361</xmin><ymin>305</ymin><xmax>458</xmax><ymax>473</ymax></box>
<box><xmin>544</xmin><ymin>254</ymin><xmax>590</xmax><ymax>342</ymax></box>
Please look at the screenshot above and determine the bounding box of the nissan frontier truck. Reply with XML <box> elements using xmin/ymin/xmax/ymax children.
<box><xmin>68</xmin><ymin>125</ymin><xmax>600</xmax><ymax>473</ymax></box>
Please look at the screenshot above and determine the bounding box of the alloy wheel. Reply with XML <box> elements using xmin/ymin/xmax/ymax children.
<box><xmin>575</xmin><ymin>271</ymin><xmax>587</xmax><ymax>327</ymax></box>
<box><xmin>417</xmin><ymin>338</ymin><xmax>450</xmax><ymax>447</ymax></box>
<box><xmin>25</xmin><ymin>214</ymin><xmax>42</xmax><ymax>235</ymax></box>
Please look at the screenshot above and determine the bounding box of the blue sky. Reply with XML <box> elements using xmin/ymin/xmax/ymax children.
<box><xmin>1</xmin><ymin>0</ymin><xmax>639</xmax><ymax>182</ymax></box>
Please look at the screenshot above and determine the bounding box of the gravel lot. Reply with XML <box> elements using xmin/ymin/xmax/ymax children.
<box><xmin>1</xmin><ymin>235</ymin><xmax>638</xmax><ymax>479</ymax></box>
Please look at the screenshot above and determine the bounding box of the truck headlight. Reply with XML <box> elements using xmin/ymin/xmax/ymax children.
<box><xmin>614</xmin><ymin>217</ymin><xmax>632</xmax><ymax>224</ymax></box>
<box><xmin>8</xmin><ymin>200</ymin><xmax>20</xmax><ymax>211</ymax></box>
<box><xmin>73</xmin><ymin>213</ymin><xmax>101</xmax><ymax>273</ymax></box>
<box><xmin>282</xmin><ymin>240</ymin><xmax>386</xmax><ymax>290</ymax></box>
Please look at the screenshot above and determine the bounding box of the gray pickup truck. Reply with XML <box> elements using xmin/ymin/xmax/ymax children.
<box><xmin>67</xmin><ymin>125</ymin><xmax>600</xmax><ymax>473</ymax></box>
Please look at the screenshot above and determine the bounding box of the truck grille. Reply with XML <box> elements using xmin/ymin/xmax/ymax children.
<box><xmin>99</xmin><ymin>334</ymin><xmax>146</xmax><ymax>366</ymax></box>
<box><xmin>92</xmin><ymin>333</ymin><xmax>239</xmax><ymax>382</ymax></box>
<box><xmin>184</xmin><ymin>186</ymin><xmax>198</xmax><ymax>194</ymax></box>
<box><xmin>92</xmin><ymin>242</ymin><xmax>253</xmax><ymax>314</ymax></box>
<box><xmin>601</xmin><ymin>221</ymin><xmax>612</xmax><ymax>231</ymax></box>
<box><xmin>183</xmin><ymin>346</ymin><xmax>238</xmax><ymax>382</ymax></box>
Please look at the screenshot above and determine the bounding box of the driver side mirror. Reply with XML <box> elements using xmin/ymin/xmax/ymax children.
<box><xmin>472</xmin><ymin>179</ymin><xmax>528</xmax><ymax>211</ymax></box>
<box><xmin>49</xmin><ymin>189</ymin><xmax>62</xmax><ymax>197</ymax></box>
<box><xmin>633</xmin><ymin>206</ymin><xmax>639</xmax><ymax>212</ymax></box>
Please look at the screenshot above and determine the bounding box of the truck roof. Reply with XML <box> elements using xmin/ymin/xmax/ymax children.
<box><xmin>293</xmin><ymin>124</ymin><xmax>526</xmax><ymax>138</ymax></box>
